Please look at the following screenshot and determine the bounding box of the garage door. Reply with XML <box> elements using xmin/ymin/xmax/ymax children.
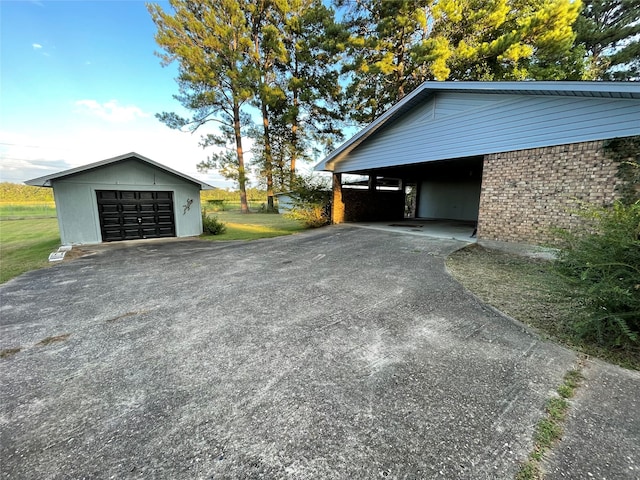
<box><xmin>96</xmin><ymin>190</ymin><xmax>176</xmax><ymax>242</ymax></box>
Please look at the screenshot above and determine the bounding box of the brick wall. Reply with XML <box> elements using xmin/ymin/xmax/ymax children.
<box><xmin>478</xmin><ymin>140</ymin><xmax>621</xmax><ymax>245</ymax></box>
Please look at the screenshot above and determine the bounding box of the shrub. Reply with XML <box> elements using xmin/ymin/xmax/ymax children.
<box><xmin>201</xmin><ymin>211</ymin><xmax>227</xmax><ymax>235</ymax></box>
<box><xmin>283</xmin><ymin>174</ymin><xmax>331</xmax><ymax>228</ymax></box>
<box><xmin>553</xmin><ymin>201</ymin><xmax>640</xmax><ymax>347</ymax></box>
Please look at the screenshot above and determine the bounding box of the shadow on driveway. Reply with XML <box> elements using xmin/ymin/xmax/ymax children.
<box><xmin>1</xmin><ymin>226</ymin><xmax>636</xmax><ymax>479</ymax></box>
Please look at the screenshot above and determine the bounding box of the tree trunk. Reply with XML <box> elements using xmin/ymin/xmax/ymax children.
<box><xmin>290</xmin><ymin>86</ymin><xmax>299</xmax><ymax>186</ymax></box>
<box><xmin>233</xmin><ymin>99</ymin><xmax>249</xmax><ymax>213</ymax></box>
<box><xmin>260</xmin><ymin>96</ymin><xmax>275</xmax><ymax>212</ymax></box>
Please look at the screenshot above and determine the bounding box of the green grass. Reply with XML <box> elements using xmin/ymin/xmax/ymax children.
<box><xmin>0</xmin><ymin>203</ymin><xmax>56</xmax><ymax>219</ymax></box>
<box><xmin>201</xmin><ymin>210</ymin><xmax>306</xmax><ymax>241</ymax></box>
<box><xmin>0</xmin><ymin>217</ymin><xmax>61</xmax><ymax>283</ymax></box>
<box><xmin>0</xmin><ymin>205</ymin><xmax>307</xmax><ymax>283</ymax></box>
<box><xmin>516</xmin><ymin>368</ymin><xmax>584</xmax><ymax>480</ymax></box>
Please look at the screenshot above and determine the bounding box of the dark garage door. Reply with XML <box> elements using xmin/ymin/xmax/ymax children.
<box><xmin>97</xmin><ymin>190</ymin><xmax>176</xmax><ymax>242</ymax></box>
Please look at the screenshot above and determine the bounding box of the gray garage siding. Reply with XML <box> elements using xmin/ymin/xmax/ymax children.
<box><xmin>332</xmin><ymin>93</ymin><xmax>640</xmax><ymax>174</ymax></box>
<box><xmin>52</xmin><ymin>159</ymin><xmax>202</xmax><ymax>244</ymax></box>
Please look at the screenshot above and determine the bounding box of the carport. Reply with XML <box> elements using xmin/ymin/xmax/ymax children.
<box><xmin>316</xmin><ymin>81</ymin><xmax>640</xmax><ymax>246</ymax></box>
<box><xmin>337</xmin><ymin>156</ymin><xmax>483</xmax><ymax>224</ymax></box>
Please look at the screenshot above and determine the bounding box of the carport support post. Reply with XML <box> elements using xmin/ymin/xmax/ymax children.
<box><xmin>332</xmin><ymin>173</ymin><xmax>345</xmax><ymax>224</ymax></box>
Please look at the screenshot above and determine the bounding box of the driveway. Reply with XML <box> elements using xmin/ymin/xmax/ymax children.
<box><xmin>1</xmin><ymin>225</ymin><xmax>637</xmax><ymax>479</ymax></box>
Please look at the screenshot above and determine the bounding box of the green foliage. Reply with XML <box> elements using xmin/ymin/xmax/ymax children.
<box><xmin>284</xmin><ymin>174</ymin><xmax>331</xmax><ymax>228</ymax></box>
<box><xmin>340</xmin><ymin>0</ymin><xmax>586</xmax><ymax>123</ymax></box>
<box><xmin>603</xmin><ymin>136</ymin><xmax>640</xmax><ymax>205</ymax></box>
<box><xmin>554</xmin><ymin>201</ymin><xmax>640</xmax><ymax>347</ymax></box>
<box><xmin>574</xmin><ymin>0</ymin><xmax>640</xmax><ymax>80</ymax></box>
<box><xmin>201</xmin><ymin>211</ymin><xmax>227</xmax><ymax>236</ymax></box>
<box><xmin>148</xmin><ymin>0</ymin><xmax>253</xmax><ymax>213</ymax></box>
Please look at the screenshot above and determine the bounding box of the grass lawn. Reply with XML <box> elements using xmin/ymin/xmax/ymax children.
<box><xmin>446</xmin><ymin>244</ymin><xmax>640</xmax><ymax>370</ymax></box>
<box><xmin>0</xmin><ymin>203</ymin><xmax>56</xmax><ymax>219</ymax></box>
<box><xmin>202</xmin><ymin>210</ymin><xmax>306</xmax><ymax>241</ymax></box>
<box><xmin>0</xmin><ymin>218</ymin><xmax>61</xmax><ymax>283</ymax></box>
<box><xmin>0</xmin><ymin>206</ymin><xmax>306</xmax><ymax>283</ymax></box>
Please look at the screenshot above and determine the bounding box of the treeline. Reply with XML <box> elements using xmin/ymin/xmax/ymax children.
<box><xmin>0</xmin><ymin>183</ymin><xmax>54</xmax><ymax>203</ymax></box>
<box><xmin>148</xmin><ymin>0</ymin><xmax>639</xmax><ymax>212</ymax></box>
<box><xmin>201</xmin><ymin>188</ymin><xmax>266</xmax><ymax>203</ymax></box>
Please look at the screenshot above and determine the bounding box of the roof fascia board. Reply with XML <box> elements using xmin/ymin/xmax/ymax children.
<box><xmin>25</xmin><ymin>152</ymin><xmax>215</xmax><ymax>190</ymax></box>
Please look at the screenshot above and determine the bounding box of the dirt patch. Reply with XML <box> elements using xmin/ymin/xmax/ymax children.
<box><xmin>1</xmin><ymin>347</ymin><xmax>22</xmax><ymax>359</ymax></box>
<box><xmin>106</xmin><ymin>311</ymin><xmax>148</xmax><ymax>323</ymax></box>
<box><xmin>36</xmin><ymin>334</ymin><xmax>71</xmax><ymax>346</ymax></box>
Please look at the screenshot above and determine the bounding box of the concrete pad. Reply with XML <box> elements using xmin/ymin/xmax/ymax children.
<box><xmin>545</xmin><ymin>360</ymin><xmax>640</xmax><ymax>480</ymax></box>
<box><xmin>350</xmin><ymin>219</ymin><xmax>478</xmax><ymax>243</ymax></box>
<box><xmin>0</xmin><ymin>226</ymin><xmax>587</xmax><ymax>478</ymax></box>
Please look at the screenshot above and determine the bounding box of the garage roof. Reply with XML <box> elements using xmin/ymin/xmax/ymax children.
<box><xmin>315</xmin><ymin>81</ymin><xmax>640</xmax><ymax>172</ymax></box>
<box><xmin>25</xmin><ymin>152</ymin><xmax>215</xmax><ymax>189</ymax></box>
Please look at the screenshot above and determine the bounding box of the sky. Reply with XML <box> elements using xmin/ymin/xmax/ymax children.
<box><xmin>0</xmin><ymin>0</ymin><xmax>245</xmax><ymax>188</ymax></box>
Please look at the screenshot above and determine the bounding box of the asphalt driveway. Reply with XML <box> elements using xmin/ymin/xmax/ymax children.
<box><xmin>1</xmin><ymin>225</ymin><xmax>638</xmax><ymax>479</ymax></box>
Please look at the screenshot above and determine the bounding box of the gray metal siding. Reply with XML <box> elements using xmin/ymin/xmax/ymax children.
<box><xmin>53</xmin><ymin>159</ymin><xmax>202</xmax><ymax>244</ymax></box>
<box><xmin>333</xmin><ymin>93</ymin><xmax>640</xmax><ymax>173</ymax></box>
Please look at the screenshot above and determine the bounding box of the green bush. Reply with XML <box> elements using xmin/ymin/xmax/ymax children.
<box><xmin>283</xmin><ymin>174</ymin><xmax>331</xmax><ymax>228</ymax></box>
<box><xmin>202</xmin><ymin>211</ymin><xmax>227</xmax><ymax>235</ymax></box>
<box><xmin>553</xmin><ymin>201</ymin><xmax>640</xmax><ymax>347</ymax></box>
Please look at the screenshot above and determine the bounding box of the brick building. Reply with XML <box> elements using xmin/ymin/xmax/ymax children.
<box><xmin>315</xmin><ymin>82</ymin><xmax>640</xmax><ymax>246</ymax></box>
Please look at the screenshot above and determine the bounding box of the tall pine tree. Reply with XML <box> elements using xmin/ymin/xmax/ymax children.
<box><xmin>575</xmin><ymin>0</ymin><xmax>640</xmax><ymax>80</ymax></box>
<box><xmin>148</xmin><ymin>0</ymin><xmax>254</xmax><ymax>213</ymax></box>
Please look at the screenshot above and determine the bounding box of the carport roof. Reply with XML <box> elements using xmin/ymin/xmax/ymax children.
<box><xmin>25</xmin><ymin>152</ymin><xmax>215</xmax><ymax>189</ymax></box>
<box><xmin>315</xmin><ymin>81</ymin><xmax>640</xmax><ymax>172</ymax></box>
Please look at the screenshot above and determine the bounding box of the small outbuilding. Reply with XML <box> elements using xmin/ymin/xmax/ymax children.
<box><xmin>26</xmin><ymin>152</ymin><xmax>214</xmax><ymax>245</ymax></box>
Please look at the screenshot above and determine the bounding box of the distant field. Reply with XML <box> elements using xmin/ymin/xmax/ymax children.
<box><xmin>0</xmin><ymin>203</ymin><xmax>56</xmax><ymax>219</ymax></box>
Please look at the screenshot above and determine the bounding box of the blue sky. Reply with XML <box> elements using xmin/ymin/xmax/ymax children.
<box><xmin>0</xmin><ymin>0</ymin><xmax>236</xmax><ymax>187</ymax></box>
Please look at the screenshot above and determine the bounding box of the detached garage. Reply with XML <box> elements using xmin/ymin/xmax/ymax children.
<box><xmin>316</xmin><ymin>81</ymin><xmax>640</xmax><ymax>245</ymax></box>
<box><xmin>26</xmin><ymin>152</ymin><xmax>214</xmax><ymax>245</ymax></box>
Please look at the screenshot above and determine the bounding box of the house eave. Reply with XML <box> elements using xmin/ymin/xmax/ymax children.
<box><xmin>314</xmin><ymin>81</ymin><xmax>640</xmax><ymax>173</ymax></box>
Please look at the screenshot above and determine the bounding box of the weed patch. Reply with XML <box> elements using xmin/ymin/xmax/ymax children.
<box><xmin>516</xmin><ymin>366</ymin><xmax>585</xmax><ymax>479</ymax></box>
<box><xmin>446</xmin><ymin>245</ymin><xmax>640</xmax><ymax>369</ymax></box>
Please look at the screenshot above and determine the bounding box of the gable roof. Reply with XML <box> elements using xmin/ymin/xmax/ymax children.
<box><xmin>315</xmin><ymin>81</ymin><xmax>640</xmax><ymax>172</ymax></box>
<box><xmin>25</xmin><ymin>152</ymin><xmax>215</xmax><ymax>189</ymax></box>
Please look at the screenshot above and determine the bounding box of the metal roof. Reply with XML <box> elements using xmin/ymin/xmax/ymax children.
<box><xmin>315</xmin><ymin>81</ymin><xmax>640</xmax><ymax>171</ymax></box>
<box><xmin>25</xmin><ymin>152</ymin><xmax>215</xmax><ymax>190</ymax></box>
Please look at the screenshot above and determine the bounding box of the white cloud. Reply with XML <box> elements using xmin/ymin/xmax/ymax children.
<box><xmin>74</xmin><ymin>99</ymin><xmax>151</xmax><ymax>123</ymax></box>
<box><xmin>32</xmin><ymin>43</ymin><xmax>42</xmax><ymax>49</ymax></box>
<box><xmin>0</xmin><ymin>125</ymin><xmax>237</xmax><ymax>188</ymax></box>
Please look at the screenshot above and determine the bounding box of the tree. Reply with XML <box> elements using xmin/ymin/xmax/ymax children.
<box><xmin>341</xmin><ymin>0</ymin><xmax>585</xmax><ymax>124</ymax></box>
<box><xmin>244</xmin><ymin>0</ymin><xmax>288</xmax><ymax>211</ymax></box>
<box><xmin>574</xmin><ymin>0</ymin><xmax>640</xmax><ymax>80</ymax></box>
<box><xmin>275</xmin><ymin>0</ymin><xmax>346</xmax><ymax>187</ymax></box>
<box><xmin>148</xmin><ymin>0</ymin><xmax>254</xmax><ymax>213</ymax></box>
<box><xmin>339</xmin><ymin>0</ymin><xmax>433</xmax><ymax>124</ymax></box>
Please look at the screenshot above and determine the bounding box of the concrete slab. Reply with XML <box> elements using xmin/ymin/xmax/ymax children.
<box><xmin>0</xmin><ymin>225</ymin><xmax>632</xmax><ymax>479</ymax></box>
<box><xmin>349</xmin><ymin>219</ymin><xmax>478</xmax><ymax>243</ymax></box>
